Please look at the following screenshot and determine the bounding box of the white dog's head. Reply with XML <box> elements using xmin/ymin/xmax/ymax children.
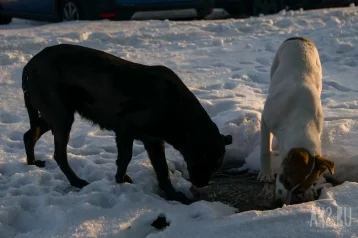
<box><xmin>275</xmin><ymin>148</ymin><xmax>334</xmax><ymax>205</ymax></box>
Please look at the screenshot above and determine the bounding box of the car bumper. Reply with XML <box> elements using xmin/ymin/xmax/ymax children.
<box><xmin>79</xmin><ymin>0</ymin><xmax>214</xmax><ymax>20</ymax></box>
<box><xmin>214</xmin><ymin>0</ymin><xmax>244</xmax><ymax>7</ymax></box>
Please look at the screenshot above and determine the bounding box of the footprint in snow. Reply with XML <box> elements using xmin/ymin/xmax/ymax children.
<box><xmin>255</xmin><ymin>57</ymin><xmax>271</xmax><ymax>66</ymax></box>
<box><xmin>62</xmin><ymin>186</ymin><xmax>81</xmax><ymax>194</ymax></box>
<box><xmin>203</xmin><ymin>83</ymin><xmax>223</xmax><ymax>90</ymax></box>
<box><xmin>336</xmin><ymin>42</ymin><xmax>354</xmax><ymax>54</ymax></box>
<box><xmin>0</xmin><ymin>111</ymin><xmax>21</xmax><ymax>124</ymax></box>
<box><xmin>5</xmin><ymin>132</ymin><xmax>24</xmax><ymax>151</ymax></box>
<box><xmin>223</xmin><ymin>81</ymin><xmax>238</xmax><ymax>90</ymax></box>
<box><xmin>68</xmin><ymin>147</ymin><xmax>101</xmax><ymax>156</ymax></box>
<box><xmin>341</xmin><ymin>57</ymin><xmax>358</xmax><ymax>67</ymax></box>
<box><xmin>68</xmin><ymin>134</ymin><xmax>86</xmax><ymax>148</ymax></box>
<box><xmin>7</xmin><ymin>131</ymin><xmax>23</xmax><ymax>142</ymax></box>
<box><xmin>255</xmin><ymin>66</ymin><xmax>269</xmax><ymax>73</ymax></box>
<box><xmin>3</xmin><ymin>143</ymin><xmax>24</xmax><ymax>153</ymax></box>
<box><xmin>100</xmin><ymin>145</ymin><xmax>117</xmax><ymax>154</ymax></box>
<box><xmin>239</xmin><ymin>61</ymin><xmax>254</xmax><ymax>65</ymax></box>
<box><xmin>0</xmin><ymin>53</ymin><xmax>12</xmax><ymax>66</ymax></box>
<box><xmin>324</xmin><ymin>80</ymin><xmax>352</xmax><ymax>92</ymax></box>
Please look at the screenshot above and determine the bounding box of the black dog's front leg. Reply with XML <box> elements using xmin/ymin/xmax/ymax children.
<box><xmin>53</xmin><ymin>124</ymin><xmax>89</xmax><ymax>189</ymax></box>
<box><xmin>142</xmin><ymin>138</ymin><xmax>192</xmax><ymax>205</ymax></box>
<box><xmin>115</xmin><ymin>131</ymin><xmax>134</xmax><ymax>184</ymax></box>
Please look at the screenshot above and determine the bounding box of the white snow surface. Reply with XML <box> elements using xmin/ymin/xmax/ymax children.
<box><xmin>1</xmin><ymin>6</ymin><xmax>358</xmax><ymax>238</ymax></box>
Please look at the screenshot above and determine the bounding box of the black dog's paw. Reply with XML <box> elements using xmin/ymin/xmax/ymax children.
<box><xmin>71</xmin><ymin>179</ymin><xmax>90</xmax><ymax>189</ymax></box>
<box><xmin>151</xmin><ymin>214</ymin><xmax>170</xmax><ymax>230</ymax></box>
<box><xmin>116</xmin><ymin>173</ymin><xmax>133</xmax><ymax>184</ymax></box>
<box><xmin>225</xmin><ymin>135</ymin><xmax>233</xmax><ymax>145</ymax></box>
<box><xmin>30</xmin><ymin>160</ymin><xmax>46</xmax><ymax>168</ymax></box>
<box><xmin>123</xmin><ymin>174</ymin><xmax>133</xmax><ymax>183</ymax></box>
<box><xmin>169</xmin><ymin>192</ymin><xmax>193</xmax><ymax>205</ymax></box>
<box><xmin>221</xmin><ymin>134</ymin><xmax>233</xmax><ymax>145</ymax></box>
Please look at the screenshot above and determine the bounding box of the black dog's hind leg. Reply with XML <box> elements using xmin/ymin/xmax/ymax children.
<box><xmin>23</xmin><ymin>91</ymin><xmax>50</xmax><ymax>167</ymax></box>
<box><xmin>142</xmin><ymin>138</ymin><xmax>192</xmax><ymax>205</ymax></box>
<box><xmin>115</xmin><ymin>130</ymin><xmax>134</xmax><ymax>184</ymax></box>
<box><xmin>24</xmin><ymin>119</ymin><xmax>50</xmax><ymax>167</ymax></box>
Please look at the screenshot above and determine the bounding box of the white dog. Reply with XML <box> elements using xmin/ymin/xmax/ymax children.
<box><xmin>258</xmin><ymin>37</ymin><xmax>335</xmax><ymax>205</ymax></box>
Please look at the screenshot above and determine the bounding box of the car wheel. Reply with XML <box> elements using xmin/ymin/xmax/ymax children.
<box><xmin>61</xmin><ymin>0</ymin><xmax>81</xmax><ymax>21</ymax></box>
<box><xmin>223</xmin><ymin>4</ymin><xmax>240</xmax><ymax>16</ymax></box>
<box><xmin>0</xmin><ymin>16</ymin><xmax>12</xmax><ymax>25</ymax></box>
<box><xmin>276</xmin><ymin>0</ymin><xmax>285</xmax><ymax>12</ymax></box>
<box><xmin>223</xmin><ymin>1</ymin><xmax>251</xmax><ymax>17</ymax></box>
<box><xmin>252</xmin><ymin>0</ymin><xmax>278</xmax><ymax>16</ymax></box>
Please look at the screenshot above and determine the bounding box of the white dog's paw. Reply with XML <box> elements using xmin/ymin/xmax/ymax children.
<box><xmin>301</xmin><ymin>186</ymin><xmax>317</xmax><ymax>202</ymax></box>
<box><xmin>257</xmin><ymin>170</ymin><xmax>275</xmax><ymax>182</ymax></box>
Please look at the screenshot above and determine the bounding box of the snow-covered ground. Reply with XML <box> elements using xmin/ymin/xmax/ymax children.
<box><xmin>1</xmin><ymin>6</ymin><xmax>358</xmax><ymax>238</ymax></box>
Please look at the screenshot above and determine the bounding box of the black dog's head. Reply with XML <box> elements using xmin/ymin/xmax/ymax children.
<box><xmin>183</xmin><ymin>134</ymin><xmax>232</xmax><ymax>188</ymax></box>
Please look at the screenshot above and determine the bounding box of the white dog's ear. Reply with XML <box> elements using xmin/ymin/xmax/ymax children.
<box><xmin>315</xmin><ymin>155</ymin><xmax>335</xmax><ymax>175</ymax></box>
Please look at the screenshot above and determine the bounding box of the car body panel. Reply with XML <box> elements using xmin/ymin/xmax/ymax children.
<box><xmin>117</xmin><ymin>0</ymin><xmax>197</xmax><ymax>4</ymax></box>
<box><xmin>0</xmin><ymin>0</ymin><xmax>213</xmax><ymax>22</ymax></box>
<box><xmin>1</xmin><ymin>0</ymin><xmax>55</xmax><ymax>14</ymax></box>
<box><xmin>0</xmin><ymin>0</ymin><xmax>58</xmax><ymax>21</ymax></box>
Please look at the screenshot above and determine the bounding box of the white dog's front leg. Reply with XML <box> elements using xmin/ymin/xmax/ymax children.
<box><xmin>258</xmin><ymin>118</ymin><xmax>275</xmax><ymax>182</ymax></box>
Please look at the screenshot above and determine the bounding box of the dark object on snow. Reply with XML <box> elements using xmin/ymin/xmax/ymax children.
<box><xmin>151</xmin><ymin>214</ymin><xmax>170</xmax><ymax>230</ymax></box>
<box><xmin>21</xmin><ymin>44</ymin><xmax>232</xmax><ymax>205</ymax></box>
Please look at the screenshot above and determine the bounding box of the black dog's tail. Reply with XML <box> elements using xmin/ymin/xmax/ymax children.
<box><xmin>22</xmin><ymin>66</ymin><xmax>40</xmax><ymax>125</ymax></box>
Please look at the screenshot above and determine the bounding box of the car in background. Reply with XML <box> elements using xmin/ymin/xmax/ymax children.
<box><xmin>0</xmin><ymin>0</ymin><xmax>214</xmax><ymax>24</ymax></box>
<box><xmin>215</xmin><ymin>0</ymin><xmax>358</xmax><ymax>17</ymax></box>
<box><xmin>280</xmin><ymin>0</ymin><xmax>358</xmax><ymax>11</ymax></box>
<box><xmin>214</xmin><ymin>0</ymin><xmax>284</xmax><ymax>17</ymax></box>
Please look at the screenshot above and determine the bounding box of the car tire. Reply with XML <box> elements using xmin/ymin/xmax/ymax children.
<box><xmin>276</xmin><ymin>0</ymin><xmax>285</xmax><ymax>12</ymax></box>
<box><xmin>223</xmin><ymin>1</ymin><xmax>251</xmax><ymax>17</ymax></box>
<box><xmin>61</xmin><ymin>0</ymin><xmax>82</xmax><ymax>21</ymax></box>
<box><xmin>0</xmin><ymin>16</ymin><xmax>12</xmax><ymax>25</ymax></box>
<box><xmin>252</xmin><ymin>0</ymin><xmax>278</xmax><ymax>16</ymax></box>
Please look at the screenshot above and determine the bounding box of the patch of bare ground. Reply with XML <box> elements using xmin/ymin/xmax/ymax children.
<box><xmin>192</xmin><ymin>169</ymin><xmax>280</xmax><ymax>212</ymax></box>
<box><xmin>191</xmin><ymin>164</ymin><xmax>342</xmax><ymax>213</ymax></box>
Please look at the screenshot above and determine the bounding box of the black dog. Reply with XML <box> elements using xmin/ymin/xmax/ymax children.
<box><xmin>22</xmin><ymin>44</ymin><xmax>232</xmax><ymax>204</ymax></box>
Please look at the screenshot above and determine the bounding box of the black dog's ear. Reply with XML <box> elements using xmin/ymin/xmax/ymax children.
<box><xmin>221</xmin><ymin>134</ymin><xmax>232</xmax><ymax>145</ymax></box>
